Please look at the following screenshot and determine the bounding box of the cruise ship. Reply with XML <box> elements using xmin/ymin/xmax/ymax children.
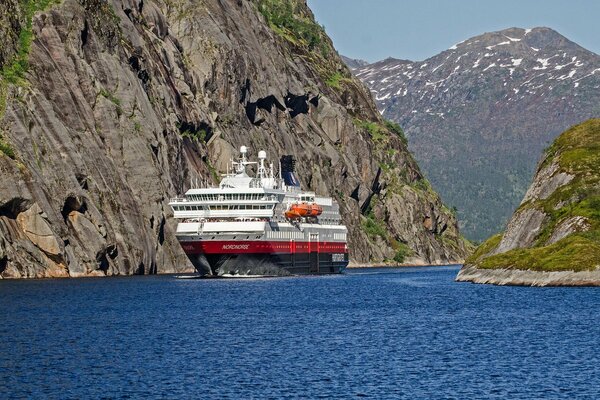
<box><xmin>169</xmin><ymin>146</ymin><xmax>349</xmax><ymax>276</ymax></box>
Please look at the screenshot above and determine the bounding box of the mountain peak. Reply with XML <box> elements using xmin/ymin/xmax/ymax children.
<box><xmin>448</xmin><ymin>26</ymin><xmax>581</xmax><ymax>56</ymax></box>
<box><xmin>352</xmin><ymin>28</ymin><xmax>600</xmax><ymax>241</ymax></box>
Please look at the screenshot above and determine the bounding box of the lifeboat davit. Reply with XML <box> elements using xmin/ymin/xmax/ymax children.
<box><xmin>285</xmin><ymin>202</ymin><xmax>323</xmax><ymax>219</ymax></box>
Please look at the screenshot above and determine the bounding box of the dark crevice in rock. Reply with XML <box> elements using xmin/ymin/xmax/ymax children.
<box><xmin>61</xmin><ymin>196</ymin><xmax>87</xmax><ymax>222</ymax></box>
<box><xmin>0</xmin><ymin>198</ymin><xmax>30</xmax><ymax>219</ymax></box>
<box><xmin>350</xmin><ymin>185</ymin><xmax>360</xmax><ymax>201</ymax></box>
<box><xmin>107</xmin><ymin>244</ymin><xmax>118</xmax><ymax>259</ymax></box>
<box><xmin>150</xmin><ymin>143</ymin><xmax>159</xmax><ymax>158</ymax></box>
<box><xmin>371</xmin><ymin>167</ymin><xmax>383</xmax><ymax>193</ymax></box>
<box><xmin>138</xmin><ymin>0</ymin><xmax>144</xmax><ymax>13</ymax></box>
<box><xmin>360</xmin><ymin>168</ymin><xmax>382</xmax><ymax>215</ymax></box>
<box><xmin>128</xmin><ymin>55</ymin><xmax>150</xmax><ymax>87</ymax></box>
<box><xmin>128</xmin><ymin>55</ymin><xmax>140</xmax><ymax>70</ymax></box>
<box><xmin>240</xmin><ymin>78</ymin><xmax>251</xmax><ymax>104</ymax></box>
<box><xmin>149</xmin><ymin>215</ymin><xmax>155</xmax><ymax>229</ymax></box>
<box><xmin>309</xmin><ymin>95</ymin><xmax>320</xmax><ymax>107</ymax></box>
<box><xmin>256</xmin><ymin>95</ymin><xmax>286</xmax><ymax>112</ymax></box>
<box><xmin>81</xmin><ymin>20</ymin><xmax>89</xmax><ymax>48</ymax></box>
<box><xmin>245</xmin><ymin>102</ymin><xmax>262</xmax><ymax>126</ymax></box>
<box><xmin>96</xmin><ymin>245</ymin><xmax>117</xmax><ymax>273</ymax></box>
<box><xmin>96</xmin><ymin>250</ymin><xmax>109</xmax><ymax>272</ymax></box>
<box><xmin>158</xmin><ymin>216</ymin><xmax>165</xmax><ymax>245</ymax></box>
<box><xmin>138</xmin><ymin>69</ymin><xmax>149</xmax><ymax>85</ymax></box>
<box><xmin>439</xmin><ymin>222</ymin><xmax>448</xmax><ymax>235</ymax></box>
<box><xmin>245</xmin><ymin>102</ymin><xmax>264</xmax><ymax>126</ymax></box>
<box><xmin>137</xmin><ymin>261</ymin><xmax>145</xmax><ymax>275</ymax></box>
<box><xmin>285</xmin><ymin>93</ymin><xmax>310</xmax><ymax>118</ymax></box>
<box><xmin>76</xmin><ymin>174</ymin><xmax>89</xmax><ymax>190</ymax></box>
<box><xmin>0</xmin><ymin>256</ymin><xmax>6</xmax><ymax>275</ymax></box>
<box><xmin>123</xmin><ymin>8</ymin><xmax>133</xmax><ymax>21</ymax></box>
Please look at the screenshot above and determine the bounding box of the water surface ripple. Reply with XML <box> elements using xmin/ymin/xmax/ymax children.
<box><xmin>1</xmin><ymin>266</ymin><xmax>599</xmax><ymax>399</ymax></box>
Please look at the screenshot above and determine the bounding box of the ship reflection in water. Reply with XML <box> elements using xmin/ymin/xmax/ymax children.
<box><xmin>169</xmin><ymin>147</ymin><xmax>348</xmax><ymax>276</ymax></box>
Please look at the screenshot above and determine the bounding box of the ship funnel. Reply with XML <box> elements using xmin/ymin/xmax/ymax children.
<box><xmin>280</xmin><ymin>155</ymin><xmax>300</xmax><ymax>187</ymax></box>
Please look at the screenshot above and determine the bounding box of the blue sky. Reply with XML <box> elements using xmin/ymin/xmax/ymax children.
<box><xmin>307</xmin><ymin>0</ymin><xmax>600</xmax><ymax>62</ymax></box>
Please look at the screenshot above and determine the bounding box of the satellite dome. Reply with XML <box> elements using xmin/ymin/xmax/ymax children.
<box><xmin>240</xmin><ymin>146</ymin><xmax>247</xmax><ymax>154</ymax></box>
<box><xmin>258</xmin><ymin>150</ymin><xmax>267</xmax><ymax>159</ymax></box>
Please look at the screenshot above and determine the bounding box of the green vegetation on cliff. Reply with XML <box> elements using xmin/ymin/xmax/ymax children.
<box><xmin>0</xmin><ymin>132</ymin><xmax>16</xmax><ymax>159</ymax></box>
<box><xmin>255</xmin><ymin>0</ymin><xmax>354</xmax><ymax>92</ymax></box>
<box><xmin>468</xmin><ymin>119</ymin><xmax>600</xmax><ymax>272</ymax></box>
<box><xmin>1</xmin><ymin>0</ymin><xmax>59</xmax><ymax>85</ymax></box>
<box><xmin>256</xmin><ymin>0</ymin><xmax>328</xmax><ymax>54</ymax></box>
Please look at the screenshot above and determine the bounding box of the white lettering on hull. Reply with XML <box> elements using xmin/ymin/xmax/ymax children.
<box><xmin>332</xmin><ymin>253</ymin><xmax>345</xmax><ymax>262</ymax></box>
<box><xmin>222</xmin><ymin>244</ymin><xmax>251</xmax><ymax>250</ymax></box>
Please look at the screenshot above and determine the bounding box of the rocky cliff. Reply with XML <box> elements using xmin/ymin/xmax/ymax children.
<box><xmin>0</xmin><ymin>0</ymin><xmax>470</xmax><ymax>278</ymax></box>
<box><xmin>457</xmin><ymin>119</ymin><xmax>600</xmax><ymax>286</ymax></box>
<box><xmin>349</xmin><ymin>27</ymin><xmax>600</xmax><ymax>242</ymax></box>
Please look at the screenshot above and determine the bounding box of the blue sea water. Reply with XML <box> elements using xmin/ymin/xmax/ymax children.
<box><xmin>1</xmin><ymin>266</ymin><xmax>599</xmax><ymax>399</ymax></box>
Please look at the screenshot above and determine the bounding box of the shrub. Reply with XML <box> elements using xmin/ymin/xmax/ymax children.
<box><xmin>384</xmin><ymin>120</ymin><xmax>408</xmax><ymax>145</ymax></box>
<box><xmin>0</xmin><ymin>134</ymin><xmax>15</xmax><ymax>159</ymax></box>
<box><xmin>325</xmin><ymin>72</ymin><xmax>343</xmax><ymax>89</ymax></box>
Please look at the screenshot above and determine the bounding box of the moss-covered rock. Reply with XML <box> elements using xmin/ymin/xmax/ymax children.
<box><xmin>459</xmin><ymin>119</ymin><xmax>600</xmax><ymax>285</ymax></box>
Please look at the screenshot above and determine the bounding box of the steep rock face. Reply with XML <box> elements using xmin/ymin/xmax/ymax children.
<box><xmin>341</xmin><ymin>56</ymin><xmax>369</xmax><ymax>70</ymax></box>
<box><xmin>0</xmin><ymin>0</ymin><xmax>469</xmax><ymax>278</ymax></box>
<box><xmin>457</xmin><ymin>119</ymin><xmax>600</xmax><ymax>286</ymax></box>
<box><xmin>350</xmin><ymin>27</ymin><xmax>600</xmax><ymax>241</ymax></box>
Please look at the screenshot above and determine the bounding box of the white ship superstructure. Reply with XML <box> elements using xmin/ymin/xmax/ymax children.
<box><xmin>169</xmin><ymin>147</ymin><xmax>348</xmax><ymax>276</ymax></box>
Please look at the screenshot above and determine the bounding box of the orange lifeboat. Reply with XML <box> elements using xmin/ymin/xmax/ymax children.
<box><xmin>285</xmin><ymin>202</ymin><xmax>323</xmax><ymax>220</ymax></box>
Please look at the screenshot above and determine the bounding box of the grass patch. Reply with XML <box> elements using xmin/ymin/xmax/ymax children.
<box><xmin>465</xmin><ymin>233</ymin><xmax>502</xmax><ymax>264</ymax></box>
<box><xmin>477</xmin><ymin>234</ymin><xmax>600</xmax><ymax>272</ymax></box>
<box><xmin>1</xmin><ymin>0</ymin><xmax>60</xmax><ymax>85</ymax></box>
<box><xmin>0</xmin><ymin>135</ymin><xmax>16</xmax><ymax>159</ymax></box>
<box><xmin>362</xmin><ymin>214</ymin><xmax>387</xmax><ymax>240</ymax></box>
<box><xmin>354</xmin><ymin>119</ymin><xmax>387</xmax><ymax>143</ymax></box>
<box><xmin>257</xmin><ymin>0</ymin><xmax>328</xmax><ymax>53</ymax></box>
<box><xmin>391</xmin><ymin>241</ymin><xmax>411</xmax><ymax>264</ymax></box>
<box><xmin>255</xmin><ymin>0</ymin><xmax>346</xmax><ymax>87</ymax></box>
<box><xmin>99</xmin><ymin>89</ymin><xmax>123</xmax><ymax>117</ymax></box>
<box><xmin>325</xmin><ymin>71</ymin><xmax>343</xmax><ymax>89</ymax></box>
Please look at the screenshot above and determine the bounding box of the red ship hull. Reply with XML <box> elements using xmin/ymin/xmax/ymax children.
<box><xmin>180</xmin><ymin>240</ymin><xmax>348</xmax><ymax>276</ymax></box>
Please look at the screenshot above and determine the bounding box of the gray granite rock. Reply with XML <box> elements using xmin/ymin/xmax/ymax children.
<box><xmin>0</xmin><ymin>0</ymin><xmax>469</xmax><ymax>278</ymax></box>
